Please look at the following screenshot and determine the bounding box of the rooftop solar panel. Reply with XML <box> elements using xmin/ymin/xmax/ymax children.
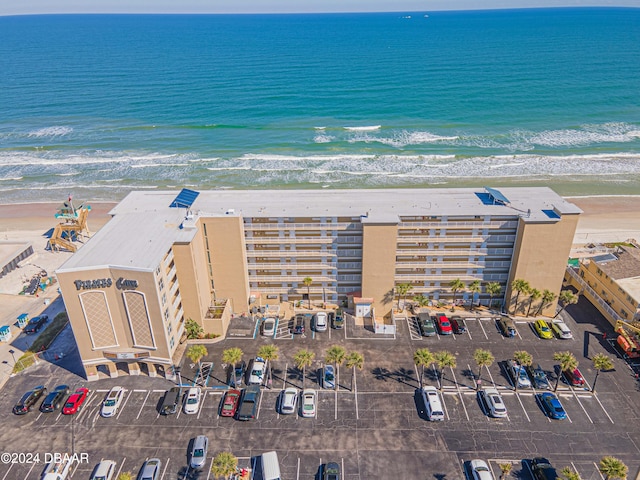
<box><xmin>484</xmin><ymin>187</ymin><xmax>511</xmax><ymax>205</ymax></box>
<box><xmin>169</xmin><ymin>188</ymin><xmax>200</xmax><ymax>209</ymax></box>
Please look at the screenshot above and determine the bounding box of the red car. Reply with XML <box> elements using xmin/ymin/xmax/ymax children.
<box><xmin>62</xmin><ymin>387</ymin><xmax>89</xmax><ymax>415</ymax></box>
<box><xmin>437</xmin><ymin>315</ymin><xmax>453</xmax><ymax>335</ymax></box>
<box><xmin>220</xmin><ymin>389</ymin><xmax>241</xmax><ymax>417</ymax></box>
<box><xmin>564</xmin><ymin>368</ymin><xmax>586</xmax><ymax>387</ymax></box>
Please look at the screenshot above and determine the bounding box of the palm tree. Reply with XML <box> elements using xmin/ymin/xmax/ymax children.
<box><xmin>413</xmin><ymin>348</ymin><xmax>434</xmax><ymax>388</ymax></box>
<box><xmin>257</xmin><ymin>345</ymin><xmax>280</xmax><ymax>389</ymax></box>
<box><xmin>345</xmin><ymin>351</ymin><xmax>364</xmax><ymax>392</ymax></box>
<box><xmin>468</xmin><ymin>280</ymin><xmax>482</xmax><ymax>310</ymax></box>
<box><xmin>513</xmin><ymin>350</ymin><xmax>533</xmax><ymax>392</ymax></box>
<box><xmin>324</xmin><ymin>345</ymin><xmax>346</xmax><ymax>391</ymax></box>
<box><xmin>293</xmin><ymin>348</ymin><xmax>315</xmax><ymax>389</ymax></box>
<box><xmin>498</xmin><ymin>463</ymin><xmax>513</xmax><ymax>480</ymax></box>
<box><xmin>554</xmin><ymin>290</ymin><xmax>578</xmax><ymax>318</ymax></box>
<box><xmin>222</xmin><ymin>347</ymin><xmax>243</xmax><ymax>387</ymax></box>
<box><xmin>553</xmin><ymin>351</ymin><xmax>578</xmax><ymax>392</ymax></box>
<box><xmin>434</xmin><ymin>350</ymin><xmax>456</xmax><ymax>391</ymax></box>
<box><xmin>598</xmin><ymin>456</ymin><xmax>628</xmax><ymax>480</ymax></box>
<box><xmin>526</xmin><ymin>288</ymin><xmax>542</xmax><ymax>317</ymax></box>
<box><xmin>396</xmin><ymin>282</ymin><xmax>413</xmax><ymax>311</ymax></box>
<box><xmin>413</xmin><ymin>293</ymin><xmax>429</xmax><ymax>310</ymax></box>
<box><xmin>510</xmin><ymin>278</ymin><xmax>530</xmax><ymax>315</ymax></box>
<box><xmin>186</xmin><ymin>345</ymin><xmax>208</xmax><ymax>369</ymax></box>
<box><xmin>449</xmin><ymin>279</ymin><xmax>465</xmax><ymax>310</ymax></box>
<box><xmin>210</xmin><ymin>452</ymin><xmax>238</xmax><ymax>479</ymax></box>
<box><xmin>591</xmin><ymin>353</ymin><xmax>614</xmax><ymax>393</ymax></box>
<box><xmin>536</xmin><ymin>289</ymin><xmax>557</xmax><ymax>317</ymax></box>
<box><xmin>560</xmin><ymin>466</ymin><xmax>582</xmax><ymax>480</ymax></box>
<box><xmin>486</xmin><ymin>282</ymin><xmax>502</xmax><ymax>310</ymax></box>
<box><xmin>473</xmin><ymin>348</ymin><xmax>494</xmax><ymax>390</ymax></box>
<box><xmin>303</xmin><ymin>276</ymin><xmax>313</xmax><ymax>309</ymax></box>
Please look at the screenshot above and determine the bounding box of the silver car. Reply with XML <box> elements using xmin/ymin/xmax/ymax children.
<box><xmin>190</xmin><ymin>435</ymin><xmax>208</xmax><ymax>470</ymax></box>
<box><xmin>480</xmin><ymin>387</ymin><xmax>507</xmax><ymax>418</ymax></box>
<box><xmin>470</xmin><ymin>459</ymin><xmax>495</xmax><ymax>480</ymax></box>
<box><xmin>280</xmin><ymin>387</ymin><xmax>298</xmax><ymax>415</ymax></box>
<box><xmin>137</xmin><ymin>458</ymin><xmax>161</xmax><ymax>480</ymax></box>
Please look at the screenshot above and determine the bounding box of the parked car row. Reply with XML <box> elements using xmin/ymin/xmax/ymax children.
<box><xmin>478</xmin><ymin>385</ymin><xmax>568</xmax><ymax>421</ymax></box>
<box><xmin>13</xmin><ymin>385</ymin><xmax>89</xmax><ymax>415</ymax></box>
<box><xmin>282</xmin><ymin>312</ymin><xmax>343</xmax><ymax>336</ymax></box>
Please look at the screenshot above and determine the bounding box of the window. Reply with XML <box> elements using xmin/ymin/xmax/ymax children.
<box><xmin>158</xmin><ymin>278</ymin><xmax>165</xmax><ymax>291</ymax></box>
<box><xmin>161</xmin><ymin>293</ymin><xmax>167</xmax><ymax>306</ymax></box>
<box><xmin>164</xmin><ymin>308</ymin><xmax>170</xmax><ymax>322</ymax></box>
<box><xmin>156</xmin><ymin>266</ymin><xmax>161</xmax><ymax>277</ymax></box>
<box><xmin>169</xmin><ymin>336</ymin><xmax>175</xmax><ymax>349</ymax></box>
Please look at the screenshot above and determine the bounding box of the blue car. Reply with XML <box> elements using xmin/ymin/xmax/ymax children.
<box><xmin>537</xmin><ymin>392</ymin><xmax>567</xmax><ymax>420</ymax></box>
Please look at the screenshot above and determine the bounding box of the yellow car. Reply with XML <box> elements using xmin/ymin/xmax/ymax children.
<box><xmin>534</xmin><ymin>319</ymin><xmax>553</xmax><ymax>339</ymax></box>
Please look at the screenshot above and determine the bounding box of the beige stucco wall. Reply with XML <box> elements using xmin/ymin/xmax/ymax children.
<box><xmin>579</xmin><ymin>261</ymin><xmax>639</xmax><ymax>322</ymax></box>
<box><xmin>361</xmin><ymin>223</ymin><xmax>398</xmax><ymax>318</ymax></box>
<box><xmin>506</xmin><ymin>213</ymin><xmax>579</xmax><ymax>316</ymax></box>
<box><xmin>57</xmin><ymin>267</ymin><xmax>171</xmax><ymax>374</ymax></box>
<box><xmin>200</xmin><ymin>216</ymin><xmax>250</xmax><ymax>315</ymax></box>
<box><xmin>173</xmin><ymin>236</ymin><xmax>211</xmax><ymax>330</ymax></box>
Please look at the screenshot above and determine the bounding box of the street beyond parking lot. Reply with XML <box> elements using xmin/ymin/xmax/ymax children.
<box><xmin>0</xmin><ymin>298</ymin><xmax>639</xmax><ymax>480</ymax></box>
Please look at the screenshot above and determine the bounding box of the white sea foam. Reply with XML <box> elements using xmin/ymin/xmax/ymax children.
<box><xmin>206</xmin><ymin>166</ymin><xmax>252</xmax><ymax>171</ymax></box>
<box><xmin>314</xmin><ymin>126</ymin><xmax>326</xmax><ymax>130</ymax></box>
<box><xmin>56</xmin><ymin>172</ymin><xmax>79</xmax><ymax>176</ymax></box>
<box><xmin>26</xmin><ymin>126</ymin><xmax>73</xmax><ymax>138</ymax></box>
<box><xmin>349</xmin><ymin>130</ymin><xmax>459</xmax><ymax>147</ymax></box>
<box><xmin>0</xmin><ymin>176</ymin><xmax>23</xmax><ymax>181</ymax></box>
<box><xmin>314</xmin><ymin>134</ymin><xmax>333</xmax><ymax>143</ymax></box>
<box><xmin>240</xmin><ymin>153</ymin><xmax>377</xmax><ymax>162</ymax></box>
<box><xmin>343</xmin><ymin>125</ymin><xmax>381</xmax><ymax>131</ymax></box>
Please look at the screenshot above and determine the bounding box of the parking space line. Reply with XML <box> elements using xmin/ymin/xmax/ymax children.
<box><xmin>484</xmin><ymin>364</ymin><xmax>497</xmax><ymax>387</ymax></box>
<box><xmin>197</xmin><ymin>389</ymin><xmax>207</xmax><ymax>419</ymax></box>
<box><xmin>476</xmin><ymin>318</ymin><xmax>488</xmax><ymax>339</ymax></box>
<box><xmin>136</xmin><ymin>390</ymin><xmax>151</xmax><ymax>420</ymax></box>
<box><xmin>116</xmin><ymin>389</ymin><xmax>133</xmax><ymax>420</ymax></box>
<box><xmin>592</xmin><ymin>392</ymin><xmax>615</xmax><ymax>424</ymax></box>
<box><xmin>566</xmin><ymin>380</ymin><xmax>593</xmax><ymax>423</ymax></box>
<box><xmin>282</xmin><ymin>363</ymin><xmax>288</xmax><ymax>390</ymax></box>
<box><xmin>256</xmin><ymin>389</ymin><xmax>264</xmax><ymax>419</ymax></box>
<box><xmin>22</xmin><ymin>462</ymin><xmax>36</xmax><ymax>480</ymax></box>
<box><xmin>440</xmin><ymin>389</ymin><xmax>450</xmax><ymax>420</ymax></box>
<box><xmin>296</xmin><ymin>457</ymin><xmax>300</xmax><ymax>480</ymax></box>
<box><xmin>160</xmin><ymin>457</ymin><xmax>170</xmax><ymax>480</ymax></box>
<box><xmin>75</xmin><ymin>392</ymin><xmax>94</xmax><ymax>421</ymax></box>
<box><xmin>514</xmin><ymin>392</ymin><xmax>531</xmax><ymax>422</ymax></box>
<box><xmin>450</xmin><ymin>367</ymin><xmax>470</xmax><ymax>421</ymax></box>
<box><xmin>592</xmin><ymin>462</ymin><xmax>606</xmax><ymax>479</ymax></box>
<box><xmin>1</xmin><ymin>463</ymin><xmax>14</xmax><ymax>480</ymax></box>
<box><xmin>334</xmin><ymin>386</ymin><xmax>338</xmax><ymax>420</ymax></box>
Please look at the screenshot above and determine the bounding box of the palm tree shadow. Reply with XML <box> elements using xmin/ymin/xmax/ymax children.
<box><xmin>372</xmin><ymin>366</ymin><xmax>390</xmax><ymax>382</ymax></box>
<box><xmin>395</xmin><ymin>366</ymin><xmax>417</xmax><ymax>386</ymax></box>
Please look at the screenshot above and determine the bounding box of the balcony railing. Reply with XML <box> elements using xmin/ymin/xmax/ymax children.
<box><xmin>246</xmin><ymin>250</ymin><xmax>337</xmax><ymax>257</ymax></box>
<box><xmin>566</xmin><ymin>267</ymin><xmax>622</xmax><ymax>322</ymax></box>
<box><xmin>394</xmin><ymin>262</ymin><xmax>485</xmax><ymax>269</ymax></box>
<box><xmin>397</xmin><ymin>235</ymin><xmax>487</xmax><ymax>243</ymax></box>
<box><xmin>166</xmin><ymin>265</ymin><xmax>177</xmax><ymax>282</ymax></box>
<box><xmin>247</xmin><ymin>263</ymin><xmax>337</xmax><ymax>270</ymax></box>
<box><xmin>394</xmin><ymin>273</ymin><xmax>482</xmax><ymax>282</ymax></box>
<box><xmin>245</xmin><ymin>236</ymin><xmax>334</xmax><ymax>244</ymax></box>
<box><xmin>248</xmin><ymin>286</ymin><xmax>339</xmax><ymax>295</ymax></box>
<box><xmin>396</xmin><ymin>249</ymin><xmax>488</xmax><ymax>256</ymax></box>
<box><xmin>398</xmin><ymin>220</ymin><xmax>518</xmax><ymax>229</ymax></box>
<box><xmin>249</xmin><ymin>274</ymin><xmax>336</xmax><ymax>282</ymax></box>
<box><xmin>244</xmin><ymin>222</ymin><xmax>360</xmax><ymax>231</ymax></box>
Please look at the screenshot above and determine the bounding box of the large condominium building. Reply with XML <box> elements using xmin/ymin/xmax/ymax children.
<box><xmin>56</xmin><ymin>187</ymin><xmax>580</xmax><ymax>380</ymax></box>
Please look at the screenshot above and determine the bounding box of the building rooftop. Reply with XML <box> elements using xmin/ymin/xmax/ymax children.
<box><xmin>595</xmin><ymin>246</ymin><xmax>640</xmax><ymax>281</ymax></box>
<box><xmin>57</xmin><ymin>187</ymin><xmax>581</xmax><ymax>272</ymax></box>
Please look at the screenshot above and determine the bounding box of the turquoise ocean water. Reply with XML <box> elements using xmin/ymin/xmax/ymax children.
<box><xmin>1</xmin><ymin>8</ymin><xmax>639</xmax><ymax>202</ymax></box>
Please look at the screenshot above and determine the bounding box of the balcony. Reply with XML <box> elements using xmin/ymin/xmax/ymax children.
<box><xmin>398</xmin><ymin>221</ymin><xmax>518</xmax><ymax>229</ymax></box>
<box><xmin>395</xmin><ymin>262</ymin><xmax>485</xmax><ymax>269</ymax></box>
<box><xmin>397</xmin><ymin>235</ymin><xmax>487</xmax><ymax>243</ymax></box>
<box><xmin>248</xmin><ymin>263</ymin><xmax>337</xmax><ymax>270</ymax></box>
<box><xmin>166</xmin><ymin>265</ymin><xmax>177</xmax><ymax>282</ymax></box>
<box><xmin>246</xmin><ymin>250</ymin><xmax>337</xmax><ymax>258</ymax></box>
<box><xmin>244</xmin><ymin>222</ymin><xmax>359</xmax><ymax>231</ymax></box>
<box><xmin>164</xmin><ymin>250</ymin><xmax>174</xmax><ymax>269</ymax></box>
<box><xmin>249</xmin><ymin>274</ymin><xmax>336</xmax><ymax>283</ymax></box>
<box><xmin>394</xmin><ymin>273</ymin><xmax>482</xmax><ymax>282</ymax></box>
<box><xmin>250</xmin><ymin>286</ymin><xmax>339</xmax><ymax>295</ymax></box>
<box><xmin>396</xmin><ymin>249</ymin><xmax>488</xmax><ymax>256</ymax></box>
<box><xmin>245</xmin><ymin>236</ymin><xmax>334</xmax><ymax>244</ymax></box>
<box><xmin>172</xmin><ymin>295</ymin><xmax>182</xmax><ymax>315</ymax></box>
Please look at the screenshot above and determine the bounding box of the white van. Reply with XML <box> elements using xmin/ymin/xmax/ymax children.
<box><xmin>421</xmin><ymin>386</ymin><xmax>445</xmax><ymax>421</ymax></box>
<box><xmin>260</xmin><ymin>451</ymin><xmax>281</xmax><ymax>480</ymax></box>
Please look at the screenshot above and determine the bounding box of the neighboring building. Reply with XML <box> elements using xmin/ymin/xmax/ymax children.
<box><xmin>569</xmin><ymin>246</ymin><xmax>640</xmax><ymax>325</ymax></box>
<box><xmin>56</xmin><ymin>187</ymin><xmax>580</xmax><ymax>380</ymax></box>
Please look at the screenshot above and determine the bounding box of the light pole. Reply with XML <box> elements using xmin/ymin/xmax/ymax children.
<box><xmin>8</xmin><ymin>349</ymin><xmax>16</xmax><ymax>365</ymax></box>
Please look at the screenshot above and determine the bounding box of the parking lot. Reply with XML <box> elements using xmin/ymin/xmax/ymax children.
<box><xmin>1</xmin><ymin>298</ymin><xmax>639</xmax><ymax>479</ymax></box>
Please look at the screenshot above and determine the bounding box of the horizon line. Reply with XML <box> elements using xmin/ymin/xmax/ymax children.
<box><xmin>1</xmin><ymin>5</ymin><xmax>639</xmax><ymax>18</ymax></box>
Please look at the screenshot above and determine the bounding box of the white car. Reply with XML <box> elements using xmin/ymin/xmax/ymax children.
<box><xmin>479</xmin><ymin>387</ymin><xmax>508</xmax><ymax>418</ymax></box>
<box><xmin>470</xmin><ymin>459</ymin><xmax>495</xmax><ymax>480</ymax></box>
<box><xmin>91</xmin><ymin>460</ymin><xmax>116</xmax><ymax>480</ymax></box>
<box><xmin>301</xmin><ymin>389</ymin><xmax>316</xmax><ymax>418</ymax></box>
<box><xmin>262</xmin><ymin>317</ymin><xmax>276</xmax><ymax>337</ymax></box>
<box><xmin>183</xmin><ymin>387</ymin><xmax>201</xmax><ymax>414</ymax></box>
<box><xmin>280</xmin><ymin>387</ymin><xmax>298</xmax><ymax>415</ymax></box>
<box><xmin>315</xmin><ymin>312</ymin><xmax>328</xmax><ymax>332</ymax></box>
<box><xmin>248</xmin><ymin>357</ymin><xmax>266</xmax><ymax>385</ymax></box>
<box><xmin>552</xmin><ymin>320</ymin><xmax>573</xmax><ymax>339</ymax></box>
<box><xmin>100</xmin><ymin>386</ymin><xmax>124</xmax><ymax>418</ymax></box>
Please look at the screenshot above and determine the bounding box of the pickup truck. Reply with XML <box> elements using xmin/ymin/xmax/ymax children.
<box><xmin>236</xmin><ymin>385</ymin><xmax>260</xmax><ymax>421</ymax></box>
<box><xmin>41</xmin><ymin>455</ymin><xmax>72</xmax><ymax>480</ymax></box>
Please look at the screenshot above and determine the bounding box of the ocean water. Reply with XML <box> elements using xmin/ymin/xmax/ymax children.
<box><xmin>1</xmin><ymin>9</ymin><xmax>640</xmax><ymax>203</ymax></box>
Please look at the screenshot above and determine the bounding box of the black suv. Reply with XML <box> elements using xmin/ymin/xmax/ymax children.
<box><xmin>497</xmin><ymin>316</ymin><xmax>517</xmax><ymax>337</ymax></box>
<box><xmin>13</xmin><ymin>386</ymin><xmax>47</xmax><ymax>415</ymax></box>
<box><xmin>450</xmin><ymin>316</ymin><xmax>467</xmax><ymax>334</ymax></box>
<box><xmin>531</xmin><ymin>457</ymin><xmax>559</xmax><ymax>480</ymax></box>
<box><xmin>40</xmin><ymin>385</ymin><xmax>69</xmax><ymax>413</ymax></box>
<box><xmin>160</xmin><ymin>387</ymin><xmax>182</xmax><ymax>415</ymax></box>
<box><xmin>24</xmin><ymin>315</ymin><xmax>48</xmax><ymax>334</ymax></box>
